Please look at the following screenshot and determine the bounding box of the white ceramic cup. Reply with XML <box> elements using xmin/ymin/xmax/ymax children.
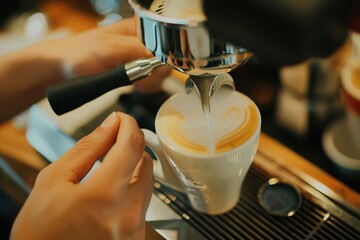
<box><xmin>342</xmin><ymin>64</ymin><xmax>360</xmax><ymax>148</ymax></box>
<box><xmin>142</xmin><ymin>89</ymin><xmax>261</xmax><ymax>215</ymax></box>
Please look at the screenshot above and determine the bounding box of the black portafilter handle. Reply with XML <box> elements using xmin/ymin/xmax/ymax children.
<box><xmin>47</xmin><ymin>65</ymin><xmax>130</xmax><ymax>115</ymax></box>
<box><xmin>47</xmin><ymin>57</ymin><xmax>165</xmax><ymax>115</ymax></box>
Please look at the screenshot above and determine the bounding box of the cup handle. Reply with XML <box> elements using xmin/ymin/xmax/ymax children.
<box><xmin>142</xmin><ymin>129</ymin><xmax>184</xmax><ymax>192</ymax></box>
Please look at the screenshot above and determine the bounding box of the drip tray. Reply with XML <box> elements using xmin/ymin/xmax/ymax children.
<box><xmin>151</xmin><ymin>164</ymin><xmax>360</xmax><ymax>239</ymax></box>
<box><xmin>70</xmin><ymin>101</ymin><xmax>360</xmax><ymax>240</ymax></box>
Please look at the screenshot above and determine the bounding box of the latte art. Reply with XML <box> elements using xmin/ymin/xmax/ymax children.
<box><xmin>156</xmin><ymin>88</ymin><xmax>260</xmax><ymax>155</ymax></box>
<box><xmin>215</xmin><ymin>105</ymin><xmax>258</xmax><ymax>153</ymax></box>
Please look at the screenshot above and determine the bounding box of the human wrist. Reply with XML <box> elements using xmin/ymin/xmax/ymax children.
<box><xmin>5</xmin><ymin>43</ymin><xmax>65</xmax><ymax>85</ymax></box>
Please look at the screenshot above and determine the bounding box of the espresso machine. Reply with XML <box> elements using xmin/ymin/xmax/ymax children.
<box><xmin>47</xmin><ymin>0</ymin><xmax>252</xmax><ymax>115</ymax></box>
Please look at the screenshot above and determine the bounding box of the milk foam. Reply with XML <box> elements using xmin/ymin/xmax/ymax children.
<box><xmin>156</xmin><ymin>88</ymin><xmax>259</xmax><ymax>155</ymax></box>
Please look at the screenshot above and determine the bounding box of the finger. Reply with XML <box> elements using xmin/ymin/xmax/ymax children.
<box><xmin>109</xmin><ymin>36</ymin><xmax>153</xmax><ymax>64</ymax></box>
<box><xmin>49</xmin><ymin>112</ymin><xmax>120</xmax><ymax>183</ymax></box>
<box><xmin>88</xmin><ymin>113</ymin><xmax>145</xmax><ymax>188</ymax></box>
<box><xmin>127</xmin><ymin>152</ymin><xmax>154</xmax><ymax>214</ymax></box>
<box><xmin>97</xmin><ymin>35</ymin><xmax>153</xmax><ymax>69</ymax></box>
<box><xmin>128</xmin><ymin>152</ymin><xmax>153</xmax><ymax>185</ymax></box>
<box><xmin>120</xmin><ymin>153</ymin><xmax>154</xmax><ymax>236</ymax></box>
<box><xmin>104</xmin><ymin>17</ymin><xmax>137</xmax><ymax>35</ymax></box>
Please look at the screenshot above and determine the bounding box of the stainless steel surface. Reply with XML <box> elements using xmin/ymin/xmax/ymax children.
<box><xmin>125</xmin><ymin>57</ymin><xmax>164</xmax><ymax>81</ymax></box>
<box><xmin>185</xmin><ymin>73</ymin><xmax>235</xmax><ymax>114</ymax></box>
<box><xmin>128</xmin><ymin>0</ymin><xmax>252</xmax><ymax>76</ymax></box>
<box><xmin>146</xmin><ymin>185</ymin><xmax>207</xmax><ymax>240</ymax></box>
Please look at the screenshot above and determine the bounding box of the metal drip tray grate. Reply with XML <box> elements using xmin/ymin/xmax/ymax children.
<box><xmin>152</xmin><ymin>166</ymin><xmax>360</xmax><ymax>240</ymax></box>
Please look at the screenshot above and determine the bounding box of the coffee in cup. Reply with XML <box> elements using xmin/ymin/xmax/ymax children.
<box><xmin>143</xmin><ymin>87</ymin><xmax>261</xmax><ymax>214</ymax></box>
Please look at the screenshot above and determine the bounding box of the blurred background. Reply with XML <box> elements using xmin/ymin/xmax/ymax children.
<box><xmin>0</xmin><ymin>1</ymin><xmax>359</xmax><ymax>239</ymax></box>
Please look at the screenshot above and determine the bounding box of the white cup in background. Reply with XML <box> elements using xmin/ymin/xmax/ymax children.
<box><xmin>342</xmin><ymin>65</ymin><xmax>360</xmax><ymax>147</ymax></box>
<box><xmin>143</xmin><ymin>89</ymin><xmax>261</xmax><ymax>215</ymax></box>
<box><xmin>322</xmin><ymin>44</ymin><xmax>360</xmax><ymax>173</ymax></box>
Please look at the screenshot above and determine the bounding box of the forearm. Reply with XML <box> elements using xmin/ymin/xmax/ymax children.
<box><xmin>0</xmin><ymin>17</ymin><xmax>170</xmax><ymax>123</ymax></box>
<box><xmin>0</xmin><ymin>45</ymin><xmax>64</xmax><ymax>123</ymax></box>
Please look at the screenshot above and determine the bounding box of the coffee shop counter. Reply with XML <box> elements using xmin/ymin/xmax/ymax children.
<box><xmin>0</xmin><ymin>0</ymin><xmax>359</xmax><ymax>239</ymax></box>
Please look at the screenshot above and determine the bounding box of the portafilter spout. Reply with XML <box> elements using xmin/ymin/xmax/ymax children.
<box><xmin>185</xmin><ymin>74</ymin><xmax>235</xmax><ymax>115</ymax></box>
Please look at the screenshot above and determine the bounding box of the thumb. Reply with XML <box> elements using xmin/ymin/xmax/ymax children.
<box><xmin>50</xmin><ymin>112</ymin><xmax>121</xmax><ymax>183</ymax></box>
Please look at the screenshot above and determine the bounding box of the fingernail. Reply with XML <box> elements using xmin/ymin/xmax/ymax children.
<box><xmin>101</xmin><ymin>112</ymin><xmax>117</xmax><ymax>127</ymax></box>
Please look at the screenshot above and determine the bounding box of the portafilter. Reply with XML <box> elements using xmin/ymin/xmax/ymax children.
<box><xmin>47</xmin><ymin>0</ymin><xmax>252</xmax><ymax>115</ymax></box>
